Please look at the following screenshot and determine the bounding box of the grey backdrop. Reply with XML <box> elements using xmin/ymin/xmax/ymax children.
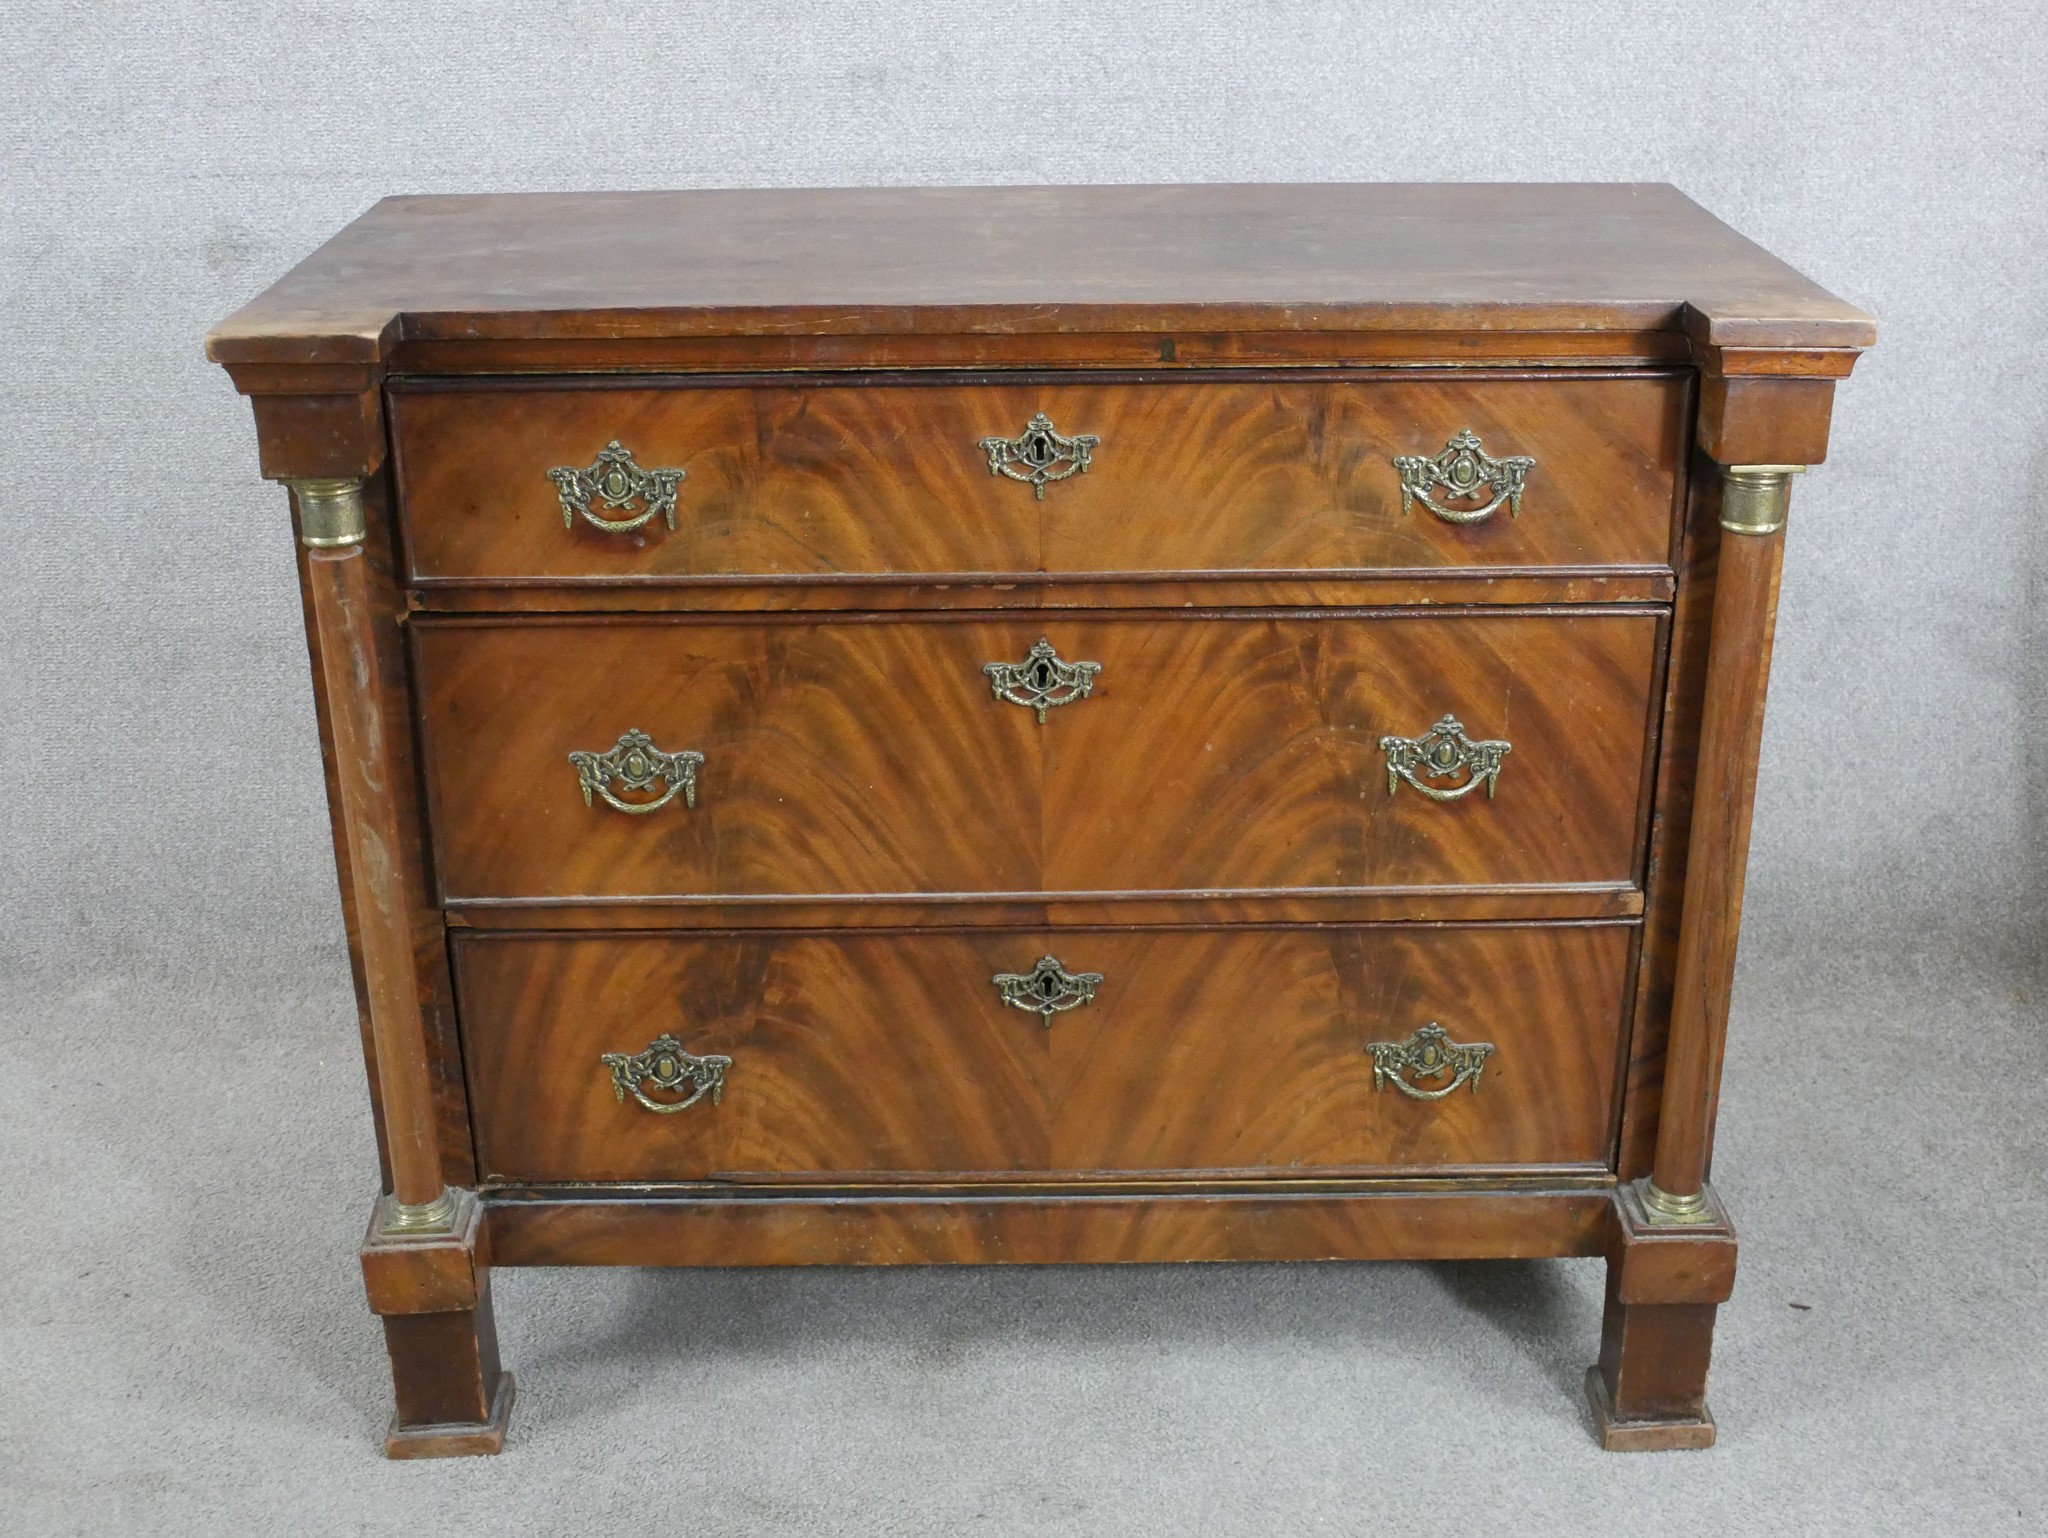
<box><xmin>4</xmin><ymin>3</ymin><xmax>2044</xmax><ymax>1535</ymax></box>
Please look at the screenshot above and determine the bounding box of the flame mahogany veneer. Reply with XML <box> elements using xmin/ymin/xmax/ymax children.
<box><xmin>206</xmin><ymin>183</ymin><xmax>1871</xmax><ymax>1455</ymax></box>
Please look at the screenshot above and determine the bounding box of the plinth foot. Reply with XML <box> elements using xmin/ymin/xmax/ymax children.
<box><xmin>385</xmin><ymin>1370</ymin><xmax>516</xmax><ymax>1459</ymax></box>
<box><xmin>1583</xmin><ymin>1364</ymin><xmax>1715</xmax><ymax>1451</ymax></box>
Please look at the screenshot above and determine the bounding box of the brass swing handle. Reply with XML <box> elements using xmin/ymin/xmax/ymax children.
<box><xmin>601</xmin><ymin>1034</ymin><xmax>732</xmax><ymax>1114</ymax></box>
<box><xmin>568</xmin><ymin>728</ymin><xmax>704</xmax><ymax>815</ymax></box>
<box><xmin>1366</xmin><ymin>1023</ymin><xmax>1495</xmax><ymax>1101</ymax></box>
<box><xmin>548</xmin><ymin>441</ymin><xmax>686</xmax><ymax>534</ymax></box>
<box><xmin>1379</xmin><ymin>715</ymin><xmax>1510</xmax><ymax>801</ymax></box>
<box><xmin>1393</xmin><ymin>429</ymin><xmax>1535</xmax><ymax>525</ymax></box>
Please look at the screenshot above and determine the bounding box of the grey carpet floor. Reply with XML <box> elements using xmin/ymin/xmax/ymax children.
<box><xmin>4</xmin><ymin>941</ymin><xmax>2042</xmax><ymax>1537</ymax></box>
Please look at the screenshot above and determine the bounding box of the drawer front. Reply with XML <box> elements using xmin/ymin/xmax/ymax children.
<box><xmin>391</xmin><ymin>374</ymin><xmax>1685</xmax><ymax>583</ymax></box>
<box><xmin>454</xmin><ymin>924</ymin><xmax>1632</xmax><ymax>1182</ymax></box>
<box><xmin>414</xmin><ymin>611</ymin><xmax>1662</xmax><ymax>901</ymax></box>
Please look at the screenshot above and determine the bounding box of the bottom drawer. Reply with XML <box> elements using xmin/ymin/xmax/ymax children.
<box><xmin>453</xmin><ymin>924</ymin><xmax>1634</xmax><ymax>1183</ymax></box>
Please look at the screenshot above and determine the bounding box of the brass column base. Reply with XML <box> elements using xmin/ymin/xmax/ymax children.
<box><xmin>376</xmin><ymin>1187</ymin><xmax>461</xmax><ymax>1237</ymax></box>
<box><xmin>1639</xmin><ymin>1179</ymin><xmax>1719</xmax><ymax>1225</ymax></box>
<box><xmin>384</xmin><ymin>1372</ymin><xmax>516</xmax><ymax>1460</ymax></box>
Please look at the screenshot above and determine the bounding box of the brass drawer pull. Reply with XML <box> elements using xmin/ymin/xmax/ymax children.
<box><xmin>979</xmin><ymin>412</ymin><xmax>1099</xmax><ymax>499</ymax></box>
<box><xmin>992</xmin><ymin>955</ymin><xmax>1103</xmax><ymax>1026</ymax></box>
<box><xmin>1393</xmin><ymin>428</ymin><xmax>1535</xmax><ymax>525</ymax></box>
<box><xmin>1367</xmin><ymin>1023</ymin><xmax>1495</xmax><ymax>1101</ymax></box>
<box><xmin>1379</xmin><ymin>715</ymin><xmax>1510</xmax><ymax>801</ymax></box>
<box><xmin>569</xmin><ymin>728</ymin><xmax>705</xmax><ymax>814</ymax></box>
<box><xmin>984</xmin><ymin>638</ymin><xmax>1102</xmax><ymax>722</ymax></box>
<box><xmin>602</xmin><ymin>1033</ymin><xmax>732</xmax><ymax>1114</ymax></box>
<box><xmin>548</xmin><ymin>440</ymin><xmax>686</xmax><ymax>533</ymax></box>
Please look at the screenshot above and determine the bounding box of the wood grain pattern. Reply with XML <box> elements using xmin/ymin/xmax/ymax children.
<box><xmin>1653</xmin><ymin>513</ymin><xmax>1787</xmax><ymax>1197</ymax></box>
<box><xmin>386</xmin><ymin>328</ymin><xmax>1698</xmax><ymax>376</ymax></box>
<box><xmin>483</xmin><ymin>1186</ymin><xmax>1616</xmax><ymax>1268</ymax></box>
<box><xmin>390</xmin><ymin>373</ymin><xmax>1687</xmax><ymax>583</ymax></box>
<box><xmin>1590</xmin><ymin>1182</ymin><xmax>1738</xmax><ymax>1448</ymax></box>
<box><xmin>412</xmin><ymin>609</ymin><xmax>1664</xmax><ymax>902</ymax></box>
<box><xmin>306</xmin><ymin>534</ymin><xmax>446</xmax><ymax>1208</ymax></box>
<box><xmin>380</xmin><ymin>1287</ymin><xmax>510</xmax><ymax>1451</ymax></box>
<box><xmin>1699</xmin><ymin>374</ymin><xmax>1838</xmax><ymax>466</ymax></box>
<box><xmin>288</xmin><ymin>472</ymin><xmax>476</xmax><ymax>1190</ymax></box>
<box><xmin>1043</xmin><ymin>611</ymin><xmax>1662</xmax><ymax>898</ymax></box>
<box><xmin>452</xmin><ymin>923</ymin><xmax>1635</xmax><ymax>1183</ymax></box>
<box><xmin>445</xmin><ymin>885</ymin><xmax>1645</xmax><ymax>930</ymax></box>
<box><xmin>1616</xmin><ymin>457</ymin><xmax>1722</xmax><ymax>1178</ymax></box>
<box><xmin>203</xmin><ymin>184</ymin><xmax>1876</xmax><ymax>365</ymax></box>
<box><xmin>405</xmin><ymin>569</ymin><xmax>1677</xmax><ymax>614</ymax></box>
<box><xmin>245</xmin><ymin>368</ymin><xmax>387</xmax><ymax>479</ymax></box>
<box><xmin>204</xmin><ymin>183</ymin><xmax>1877</xmax><ymax>1454</ymax></box>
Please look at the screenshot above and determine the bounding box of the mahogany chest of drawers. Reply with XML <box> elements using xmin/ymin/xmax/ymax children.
<box><xmin>206</xmin><ymin>184</ymin><xmax>1871</xmax><ymax>1456</ymax></box>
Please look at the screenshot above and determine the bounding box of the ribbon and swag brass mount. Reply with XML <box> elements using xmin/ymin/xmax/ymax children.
<box><xmin>1366</xmin><ymin>1023</ymin><xmax>1496</xmax><ymax>1101</ymax></box>
<box><xmin>1379</xmin><ymin>715</ymin><xmax>1511</xmax><ymax>801</ymax></box>
<box><xmin>547</xmin><ymin>440</ymin><xmax>686</xmax><ymax>534</ymax></box>
<box><xmin>601</xmin><ymin>1034</ymin><xmax>733</xmax><ymax>1114</ymax></box>
<box><xmin>984</xmin><ymin>638</ymin><xmax>1102</xmax><ymax>722</ymax></box>
<box><xmin>991</xmin><ymin>955</ymin><xmax>1104</xmax><ymax>1026</ymax></box>
<box><xmin>569</xmin><ymin>728</ymin><xmax>705</xmax><ymax>814</ymax></box>
<box><xmin>1392</xmin><ymin>428</ymin><xmax>1536</xmax><ymax>525</ymax></box>
<box><xmin>978</xmin><ymin>412</ymin><xmax>1100</xmax><ymax>499</ymax></box>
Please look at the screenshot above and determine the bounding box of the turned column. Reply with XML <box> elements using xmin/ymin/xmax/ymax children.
<box><xmin>289</xmin><ymin>478</ymin><xmax>453</xmax><ymax>1229</ymax></box>
<box><xmin>284</xmin><ymin>477</ymin><xmax>512</xmax><ymax>1456</ymax></box>
<box><xmin>1588</xmin><ymin>463</ymin><xmax>1800</xmax><ymax>1451</ymax></box>
<box><xmin>1646</xmin><ymin>464</ymin><xmax>1802</xmax><ymax>1219</ymax></box>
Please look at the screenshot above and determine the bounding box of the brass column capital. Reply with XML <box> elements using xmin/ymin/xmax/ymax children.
<box><xmin>282</xmin><ymin>476</ymin><xmax>368</xmax><ymax>548</ymax></box>
<box><xmin>1718</xmin><ymin>464</ymin><xmax>1805</xmax><ymax>537</ymax></box>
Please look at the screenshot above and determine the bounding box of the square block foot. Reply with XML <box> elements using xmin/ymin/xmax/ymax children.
<box><xmin>384</xmin><ymin>1372</ymin><xmax>516</xmax><ymax>1459</ymax></box>
<box><xmin>1583</xmin><ymin>1366</ymin><xmax>1715</xmax><ymax>1451</ymax></box>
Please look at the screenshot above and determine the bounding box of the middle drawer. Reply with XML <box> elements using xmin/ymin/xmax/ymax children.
<box><xmin>413</xmin><ymin>609</ymin><xmax>1662</xmax><ymax>903</ymax></box>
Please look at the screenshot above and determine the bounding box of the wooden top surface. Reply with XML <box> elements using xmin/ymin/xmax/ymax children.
<box><xmin>206</xmin><ymin>183</ymin><xmax>1873</xmax><ymax>364</ymax></box>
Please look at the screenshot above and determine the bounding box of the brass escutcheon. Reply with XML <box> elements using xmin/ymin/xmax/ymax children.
<box><xmin>991</xmin><ymin>955</ymin><xmax>1103</xmax><ymax>1026</ymax></box>
<box><xmin>978</xmin><ymin>412</ymin><xmax>1100</xmax><ymax>499</ymax></box>
<box><xmin>983</xmin><ymin>638</ymin><xmax>1102</xmax><ymax>722</ymax></box>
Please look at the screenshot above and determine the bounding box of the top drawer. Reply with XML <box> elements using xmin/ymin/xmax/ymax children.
<box><xmin>389</xmin><ymin>374</ymin><xmax>1687</xmax><ymax>585</ymax></box>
